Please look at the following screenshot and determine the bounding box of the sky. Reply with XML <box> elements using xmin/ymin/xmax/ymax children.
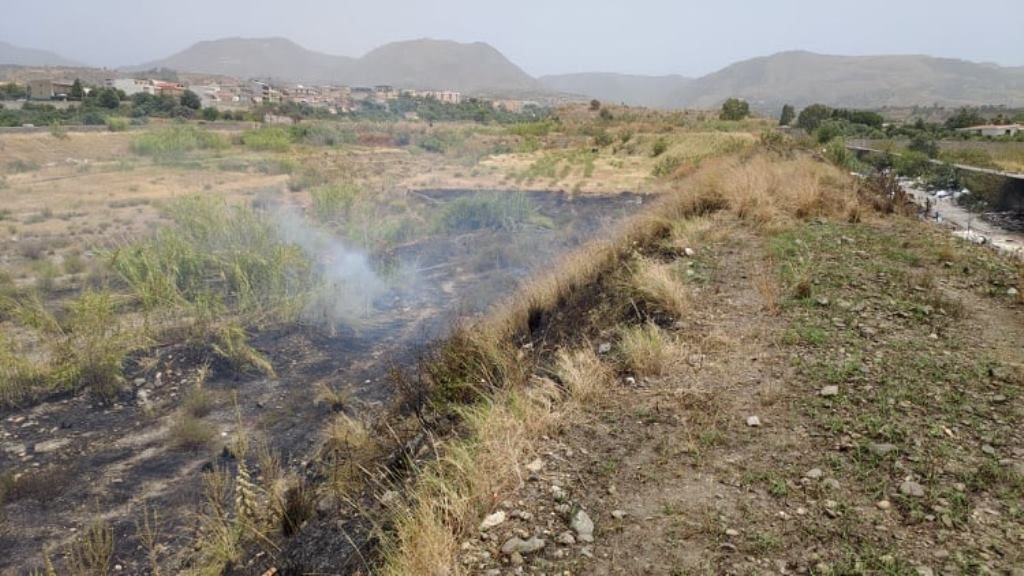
<box><xmin>2</xmin><ymin>0</ymin><xmax>1022</xmax><ymax>77</ymax></box>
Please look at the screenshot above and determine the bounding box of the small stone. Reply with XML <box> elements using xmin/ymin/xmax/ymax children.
<box><xmin>684</xmin><ymin>247</ymin><xmax>696</xmax><ymax>257</ymax></box>
<box><xmin>981</xmin><ymin>445</ymin><xmax>996</xmax><ymax>456</ymax></box>
<box><xmin>822</xmin><ymin>478</ymin><xmax>841</xmax><ymax>491</ymax></box>
<box><xmin>33</xmin><ymin>438</ymin><xmax>71</xmax><ymax>454</ymax></box>
<box><xmin>1008</xmin><ymin>287</ymin><xmax>1019</xmax><ymax>297</ymax></box>
<box><xmin>525</xmin><ymin>458</ymin><xmax>544</xmax><ymax>473</ymax></box>
<box><xmin>868</xmin><ymin>443</ymin><xmax>897</xmax><ymax>457</ymax></box>
<box><xmin>570</xmin><ymin>509</ymin><xmax>595</xmax><ymax>543</ymax></box>
<box><xmin>624</xmin><ymin>376</ymin><xmax>637</xmax><ymax>386</ymax></box>
<box><xmin>916</xmin><ymin>567</ymin><xmax>935</xmax><ymax>576</ymax></box>
<box><xmin>820</xmin><ymin>385</ymin><xmax>839</xmax><ymax>397</ymax></box>
<box><xmin>509</xmin><ymin>551</ymin><xmax>524</xmax><ymax>565</ymax></box>
<box><xmin>805</xmin><ymin>468</ymin><xmax>824</xmax><ymax>480</ymax></box>
<box><xmin>480</xmin><ymin>510</ymin><xmax>507</xmax><ymax>531</ymax></box>
<box><xmin>611</xmin><ymin>509</ymin><xmax>626</xmax><ymax>519</ymax></box>
<box><xmin>551</xmin><ymin>485</ymin><xmax>567</xmax><ymax>501</ymax></box>
<box><xmin>746</xmin><ymin>416</ymin><xmax>762</xmax><ymax>428</ymax></box>
<box><xmin>796</xmin><ymin>507</ymin><xmax>808</xmax><ymax>516</ymax></box>
<box><xmin>133</xmin><ymin>378</ymin><xmax>146</xmax><ymax>386</ymax></box>
<box><xmin>501</xmin><ymin>536</ymin><xmax>545</xmax><ymax>555</ymax></box>
<box><xmin>876</xmin><ymin>500</ymin><xmax>891</xmax><ymax>510</ymax></box>
<box><xmin>900</xmin><ymin>481</ymin><xmax>925</xmax><ymax>498</ymax></box>
<box><xmin>724</xmin><ymin>528</ymin><xmax>739</xmax><ymax>537</ymax></box>
<box><xmin>598</xmin><ymin>342</ymin><xmax>612</xmax><ymax>355</ymax></box>
<box><xmin>816</xmin><ymin>297</ymin><xmax>830</xmax><ymax>307</ymax></box>
<box><xmin>556</xmin><ymin>531</ymin><xmax>576</xmax><ymax>545</ymax></box>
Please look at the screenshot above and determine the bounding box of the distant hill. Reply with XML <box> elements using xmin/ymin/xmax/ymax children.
<box><xmin>131</xmin><ymin>37</ymin><xmax>353</xmax><ymax>85</ymax></box>
<box><xmin>0</xmin><ymin>41</ymin><xmax>81</xmax><ymax>67</ymax></box>
<box><xmin>539</xmin><ymin>73</ymin><xmax>692</xmax><ymax>108</ymax></box>
<box><xmin>133</xmin><ymin>37</ymin><xmax>540</xmax><ymax>94</ymax></box>
<box><xmin>673</xmin><ymin>51</ymin><xmax>1024</xmax><ymax>112</ymax></box>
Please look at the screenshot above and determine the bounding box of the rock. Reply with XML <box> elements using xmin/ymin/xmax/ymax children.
<box><xmin>525</xmin><ymin>458</ymin><xmax>544</xmax><ymax>473</ymax></box>
<box><xmin>900</xmin><ymin>481</ymin><xmax>925</xmax><ymax>498</ymax></box>
<box><xmin>822</xmin><ymin>478</ymin><xmax>841</xmax><ymax>491</ymax></box>
<box><xmin>480</xmin><ymin>510</ymin><xmax>507</xmax><ymax>531</ymax></box>
<box><xmin>877</xmin><ymin>500</ymin><xmax>891</xmax><ymax>510</ymax></box>
<box><xmin>556</xmin><ymin>531</ymin><xmax>576</xmax><ymax>545</ymax></box>
<box><xmin>1008</xmin><ymin>287</ymin><xmax>1019</xmax><ymax>297</ymax></box>
<box><xmin>684</xmin><ymin>247</ymin><xmax>696</xmax><ymax>257</ymax></box>
<box><xmin>820</xmin><ymin>385</ymin><xmax>839</xmax><ymax>397</ymax></box>
<box><xmin>551</xmin><ymin>485</ymin><xmax>567</xmax><ymax>502</ymax></box>
<box><xmin>33</xmin><ymin>438</ymin><xmax>71</xmax><ymax>454</ymax></box>
<box><xmin>816</xmin><ymin>297</ymin><xmax>830</xmax><ymax>307</ymax></box>
<box><xmin>316</xmin><ymin>494</ymin><xmax>339</xmax><ymax>514</ymax></box>
<box><xmin>597</xmin><ymin>342</ymin><xmax>612</xmax><ymax>355</ymax></box>
<box><xmin>554</xmin><ymin>503</ymin><xmax>570</xmax><ymax>514</ymax></box>
<box><xmin>805</xmin><ymin>468</ymin><xmax>824</xmax><ymax>480</ymax></box>
<box><xmin>981</xmin><ymin>444</ymin><xmax>996</xmax><ymax>456</ymax></box>
<box><xmin>611</xmin><ymin>509</ymin><xmax>626</xmax><ymax>519</ymax></box>
<box><xmin>133</xmin><ymin>378</ymin><xmax>146</xmax><ymax>386</ymax></box>
<box><xmin>570</xmin><ymin>509</ymin><xmax>595</xmax><ymax>543</ymax></box>
<box><xmin>509</xmin><ymin>551</ymin><xmax>524</xmax><ymax>565</ymax></box>
<box><xmin>501</xmin><ymin>536</ymin><xmax>545</xmax><ymax>555</ymax></box>
<box><xmin>868</xmin><ymin>443</ymin><xmax>897</xmax><ymax>457</ymax></box>
<box><xmin>624</xmin><ymin>376</ymin><xmax>637</xmax><ymax>386</ymax></box>
<box><xmin>915</xmin><ymin>567</ymin><xmax>935</xmax><ymax>576</ymax></box>
<box><xmin>724</xmin><ymin>528</ymin><xmax>739</xmax><ymax>537</ymax></box>
<box><xmin>746</xmin><ymin>416</ymin><xmax>762</xmax><ymax>428</ymax></box>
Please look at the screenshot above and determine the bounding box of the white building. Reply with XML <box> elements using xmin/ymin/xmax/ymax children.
<box><xmin>104</xmin><ymin>78</ymin><xmax>155</xmax><ymax>96</ymax></box>
<box><xmin>959</xmin><ymin>124</ymin><xmax>1022</xmax><ymax>138</ymax></box>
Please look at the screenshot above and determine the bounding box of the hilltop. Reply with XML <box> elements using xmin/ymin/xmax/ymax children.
<box><xmin>0</xmin><ymin>40</ymin><xmax>81</xmax><ymax>67</ymax></box>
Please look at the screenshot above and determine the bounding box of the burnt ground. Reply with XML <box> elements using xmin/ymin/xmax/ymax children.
<box><xmin>454</xmin><ymin>214</ymin><xmax>1024</xmax><ymax>575</ymax></box>
<box><xmin>0</xmin><ymin>190</ymin><xmax>645</xmax><ymax>575</ymax></box>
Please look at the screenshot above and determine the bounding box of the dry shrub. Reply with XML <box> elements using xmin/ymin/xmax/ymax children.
<box><xmin>630</xmin><ymin>257</ymin><xmax>690</xmax><ymax>318</ymax></box>
<box><xmin>701</xmin><ymin>154</ymin><xmax>856</xmax><ymax>231</ymax></box>
<box><xmin>753</xmin><ymin>260</ymin><xmax>781</xmax><ymax>315</ymax></box>
<box><xmin>169</xmin><ymin>413</ymin><xmax>215</xmax><ymax>451</ymax></box>
<box><xmin>381</xmin><ymin>386</ymin><xmax>555</xmax><ymax>576</ymax></box>
<box><xmin>67</xmin><ymin>518</ymin><xmax>114</xmax><ymax>576</ymax></box>
<box><xmin>314</xmin><ymin>380</ymin><xmax>354</xmax><ymax>412</ymax></box>
<box><xmin>554</xmin><ymin>347</ymin><xmax>614</xmax><ymax>401</ymax></box>
<box><xmin>620</xmin><ymin>323</ymin><xmax>678</xmax><ymax>377</ymax></box>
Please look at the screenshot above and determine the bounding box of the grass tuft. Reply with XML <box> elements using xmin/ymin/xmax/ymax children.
<box><xmin>619</xmin><ymin>322</ymin><xmax>677</xmax><ymax>377</ymax></box>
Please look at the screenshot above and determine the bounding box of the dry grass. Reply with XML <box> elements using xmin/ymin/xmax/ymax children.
<box><xmin>753</xmin><ymin>259</ymin><xmax>782</xmax><ymax>315</ymax></box>
<box><xmin>66</xmin><ymin>518</ymin><xmax>114</xmax><ymax>576</ymax></box>
<box><xmin>554</xmin><ymin>347</ymin><xmax>614</xmax><ymax>402</ymax></box>
<box><xmin>630</xmin><ymin>257</ymin><xmax>690</xmax><ymax>318</ymax></box>
<box><xmin>619</xmin><ymin>323</ymin><xmax>678</xmax><ymax>377</ymax></box>
<box><xmin>696</xmin><ymin>155</ymin><xmax>856</xmax><ymax>232</ymax></box>
<box><xmin>169</xmin><ymin>413</ymin><xmax>215</xmax><ymax>451</ymax></box>
<box><xmin>381</xmin><ymin>382</ymin><xmax>559</xmax><ymax>576</ymax></box>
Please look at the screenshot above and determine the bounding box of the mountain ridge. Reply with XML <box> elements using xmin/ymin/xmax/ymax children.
<box><xmin>0</xmin><ymin>40</ymin><xmax>82</xmax><ymax>67</ymax></box>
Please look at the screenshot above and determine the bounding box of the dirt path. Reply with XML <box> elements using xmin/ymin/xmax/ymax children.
<box><xmin>455</xmin><ymin>214</ymin><xmax>1024</xmax><ymax>575</ymax></box>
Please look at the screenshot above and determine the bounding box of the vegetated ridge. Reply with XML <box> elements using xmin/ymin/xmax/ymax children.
<box><xmin>0</xmin><ymin>40</ymin><xmax>82</xmax><ymax>67</ymax></box>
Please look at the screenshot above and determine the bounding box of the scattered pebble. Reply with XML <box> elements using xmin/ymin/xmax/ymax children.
<box><xmin>877</xmin><ymin>500</ymin><xmax>891</xmax><ymax>510</ymax></box>
<box><xmin>820</xmin><ymin>385</ymin><xmax>839</xmax><ymax>397</ymax></box>
<box><xmin>570</xmin><ymin>509</ymin><xmax>595</xmax><ymax>543</ymax></box>
<box><xmin>746</xmin><ymin>416</ymin><xmax>762</xmax><ymax>428</ymax></box>
<box><xmin>805</xmin><ymin>468</ymin><xmax>823</xmax><ymax>480</ymax></box>
<box><xmin>724</xmin><ymin>528</ymin><xmax>739</xmax><ymax>537</ymax></box>
<box><xmin>501</xmin><ymin>536</ymin><xmax>545</xmax><ymax>555</ymax></box>
<box><xmin>525</xmin><ymin>458</ymin><xmax>544</xmax><ymax>473</ymax></box>
<box><xmin>610</xmin><ymin>509</ymin><xmax>626</xmax><ymax>519</ymax></box>
<box><xmin>597</xmin><ymin>342</ymin><xmax>612</xmax><ymax>355</ymax></box>
<box><xmin>900</xmin><ymin>481</ymin><xmax>925</xmax><ymax>498</ymax></box>
<box><xmin>556</xmin><ymin>531</ymin><xmax>576</xmax><ymax>545</ymax></box>
<box><xmin>479</xmin><ymin>510</ymin><xmax>506</xmax><ymax>532</ymax></box>
<box><xmin>868</xmin><ymin>443</ymin><xmax>897</xmax><ymax>456</ymax></box>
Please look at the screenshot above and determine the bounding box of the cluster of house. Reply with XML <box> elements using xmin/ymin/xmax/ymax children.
<box><xmin>22</xmin><ymin>75</ymin><xmax>540</xmax><ymax>115</ymax></box>
<box><xmin>957</xmin><ymin>124</ymin><xmax>1023</xmax><ymax>137</ymax></box>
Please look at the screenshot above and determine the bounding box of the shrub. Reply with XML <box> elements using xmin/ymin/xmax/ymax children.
<box><xmin>290</xmin><ymin>124</ymin><xmax>356</xmax><ymax>146</ymax></box>
<box><xmin>779</xmin><ymin>104</ymin><xmax>795</xmax><ymax>126</ymax></box>
<box><xmin>438</xmin><ymin>192</ymin><xmax>531</xmax><ymax>232</ymax></box>
<box><xmin>105</xmin><ymin>116</ymin><xmax>130</xmax><ymax>132</ymax></box>
<box><xmin>240</xmin><ymin>127</ymin><xmax>293</xmax><ymax>152</ymax></box>
<box><xmin>652</xmin><ymin>155</ymin><xmax>683</xmax><ymax>177</ymax></box>
<box><xmin>170</xmin><ymin>413</ymin><xmax>216</xmax><ymax>450</ymax></box>
<box><xmin>310</xmin><ymin>183</ymin><xmax>360</xmax><ymax>221</ymax></box>
<box><xmin>908</xmin><ymin>133</ymin><xmax>939</xmax><ymax>158</ymax></box>
<box><xmin>619</xmin><ymin>323</ymin><xmax>675</xmax><ymax>376</ymax></box>
<box><xmin>797</xmin><ymin>104</ymin><xmax>832</xmax><ymax>132</ymax></box>
<box><xmin>132</xmin><ymin>126</ymin><xmax>226</xmax><ymax>160</ymax></box>
<box><xmin>652</xmin><ymin>138</ymin><xmax>668</xmax><ymax>157</ymax></box>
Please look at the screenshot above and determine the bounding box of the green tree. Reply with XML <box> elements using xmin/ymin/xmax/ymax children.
<box><xmin>96</xmin><ymin>88</ymin><xmax>121</xmax><ymax>110</ymax></box>
<box><xmin>589</xmin><ymin>99</ymin><xmax>601</xmax><ymax>111</ymax></box>
<box><xmin>908</xmin><ymin>133</ymin><xmax>939</xmax><ymax>158</ymax></box>
<box><xmin>944</xmin><ymin>107</ymin><xmax>985</xmax><ymax>130</ymax></box>
<box><xmin>720</xmin><ymin>98</ymin><xmax>750</xmax><ymax>121</ymax></box>
<box><xmin>180</xmin><ymin>90</ymin><xmax>201</xmax><ymax>110</ymax></box>
<box><xmin>779</xmin><ymin>104</ymin><xmax>795</xmax><ymax>126</ymax></box>
<box><xmin>70</xmin><ymin>79</ymin><xmax>84</xmax><ymax>101</ymax></box>
<box><xmin>797</xmin><ymin>104</ymin><xmax>832</xmax><ymax>132</ymax></box>
<box><xmin>201</xmin><ymin>106</ymin><xmax>219</xmax><ymax>121</ymax></box>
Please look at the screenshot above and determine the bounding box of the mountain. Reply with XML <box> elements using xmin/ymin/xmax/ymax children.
<box><xmin>674</xmin><ymin>51</ymin><xmax>1024</xmax><ymax>111</ymax></box>
<box><xmin>131</xmin><ymin>37</ymin><xmax>353</xmax><ymax>85</ymax></box>
<box><xmin>0</xmin><ymin>41</ymin><xmax>81</xmax><ymax>67</ymax></box>
<box><xmin>539</xmin><ymin>73</ymin><xmax>692</xmax><ymax>108</ymax></box>
<box><xmin>133</xmin><ymin>37</ymin><xmax>540</xmax><ymax>94</ymax></box>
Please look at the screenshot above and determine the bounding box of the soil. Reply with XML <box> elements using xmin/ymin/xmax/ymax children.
<box><xmin>454</xmin><ymin>215</ymin><xmax>1024</xmax><ymax>575</ymax></box>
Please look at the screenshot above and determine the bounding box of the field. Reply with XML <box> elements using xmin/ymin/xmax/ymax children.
<box><xmin>2</xmin><ymin>107</ymin><xmax>1022</xmax><ymax>576</ymax></box>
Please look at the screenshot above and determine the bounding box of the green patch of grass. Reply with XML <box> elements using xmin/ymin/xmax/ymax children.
<box><xmin>437</xmin><ymin>192</ymin><xmax>531</xmax><ymax>233</ymax></box>
<box><xmin>240</xmin><ymin>127</ymin><xmax>293</xmax><ymax>152</ymax></box>
<box><xmin>310</xmin><ymin>182</ymin><xmax>360</xmax><ymax>222</ymax></box>
<box><xmin>132</xmin><ymin>126</ymin><xmax>227</xmax><ymax>161</ymax></box>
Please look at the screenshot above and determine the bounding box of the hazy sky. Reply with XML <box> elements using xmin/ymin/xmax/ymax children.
<box><xmin>2</xmin><ymin>0</ymin><xmax>1022</xmax><ymax>76</ymax></box>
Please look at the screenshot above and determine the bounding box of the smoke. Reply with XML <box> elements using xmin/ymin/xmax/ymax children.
<box><xmin>270</xmin><ymin>206</ymin><xmax>389</xmax><ymax>327</ymax></box>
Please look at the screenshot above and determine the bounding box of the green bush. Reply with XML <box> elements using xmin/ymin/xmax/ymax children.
<box><xmin>105</xmin><ymin>117</ymin><xmax>130</xmax><ymax>132</ymax></box>
<box><xmin>240</xmin><ymin>127</ymin><xmax>293</xmax><ymax>152</ymax></box>
<box><xmin>310</xmin><ymin>183</ymin><xmax>361</xmax><ymax>221</ymax></box>
<box><xmin>438</xmin><ymin>192</ymin><xmax>531</xmax><ymax>232</ymax></box>
<box><xmin>290</xmin><ymin>124</ymin><xmax>356</xmax><ymax>146</ymax></box>
<box><xmin>132</xmin><ymin>126</ymin><xmax>227</xmax><ymax>159</ymax></box>
<box><xmin>652</xmin><ymin>138</ymin><xmax>668</xmax><ymax>157</ymax></box>
<box><xmin>719</xmin><ymin>98</ymin><xmax>750</xmax><ymax>121</ymax></box>
<box><xmin>652</xmin><ymin>155</ymin><xmax>683</xmax><ymax>177</ymax></box>
<box><xmin>893</xmin><ymin>150</ymin><xmax>932</xmax><ymax>177</ymax></box>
